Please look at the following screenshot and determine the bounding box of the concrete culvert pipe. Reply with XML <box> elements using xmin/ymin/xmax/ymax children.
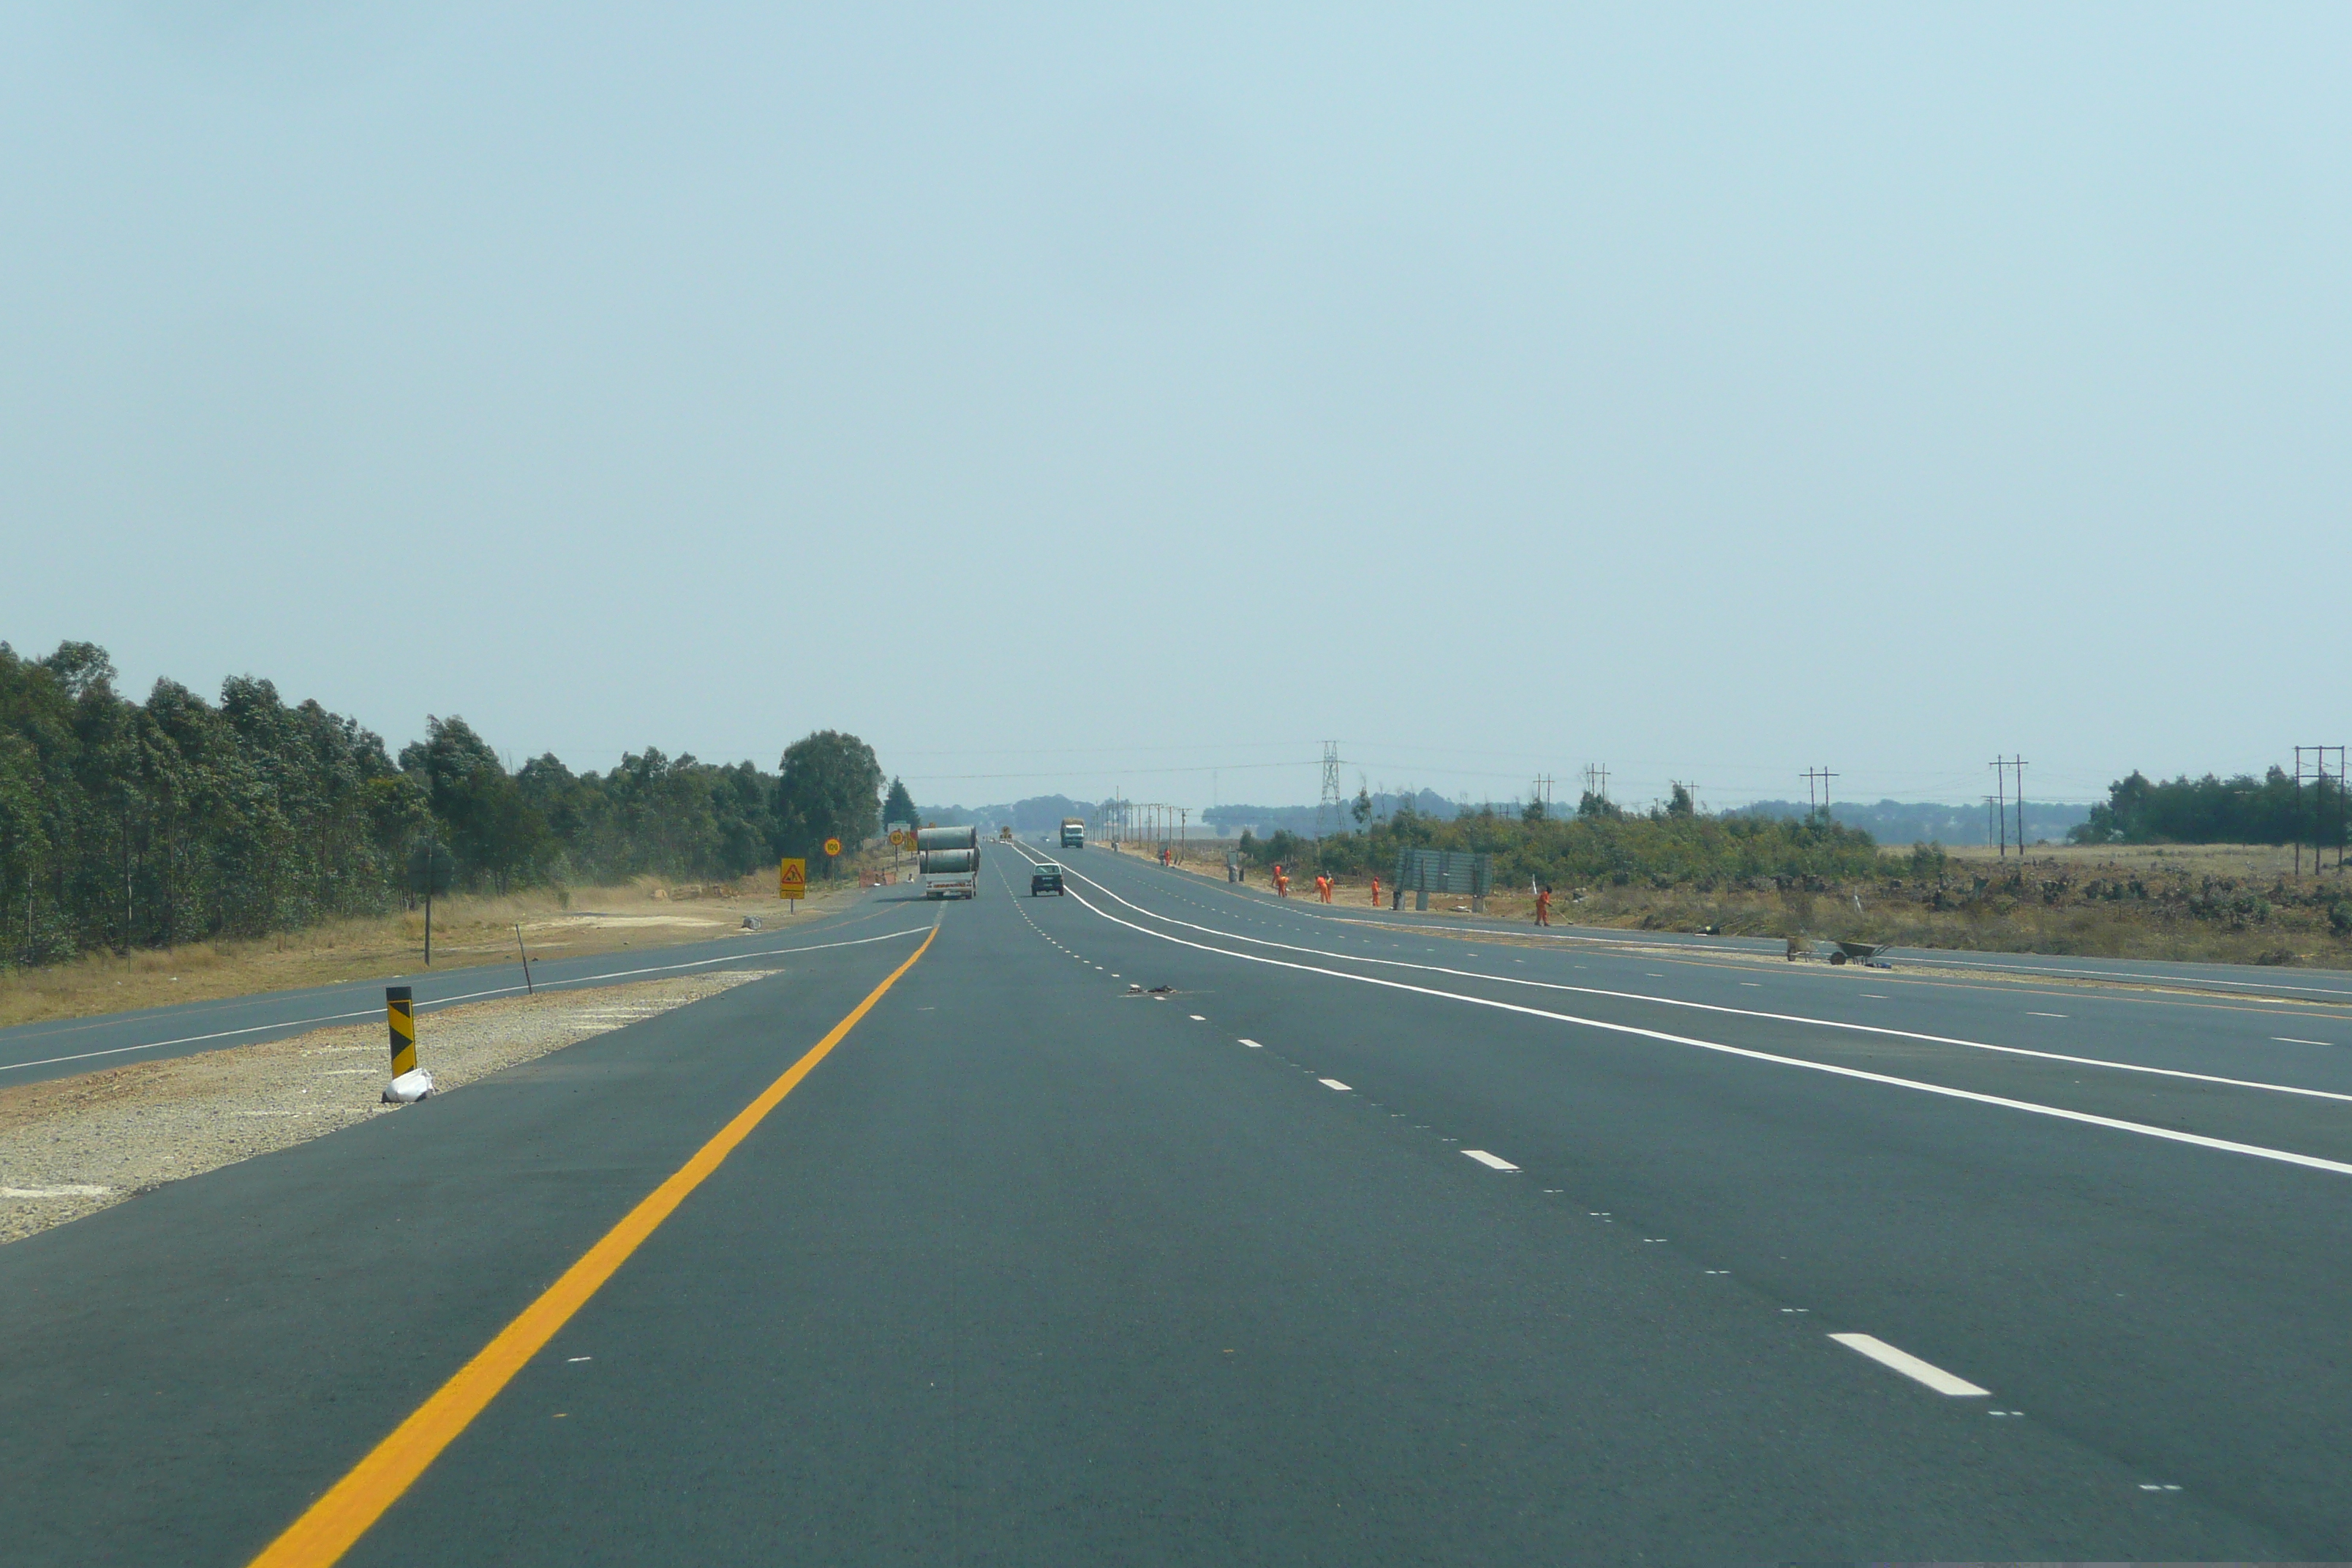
<box><xmin>916</xmin><ymin>826</ymin><xmax>979</xmax><ymax>853</ymax></box>
<box><xmin>919</xmin><ymin>848</ymin><xmax>978</xmax><ymax>874</ymax></box>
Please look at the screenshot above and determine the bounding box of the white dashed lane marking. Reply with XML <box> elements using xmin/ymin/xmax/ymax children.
<box><xmin>1319</xmin><ymin>1078</ymin><xmax>1352</xmax><ymax>1091</ymax></box>
<box><xmin>1828</xmin><ymin>1333</ymin><xmax>1989</xmax><ymax>1396</ymax></box>
<box><xmin>1460</xmin><ymin>1150</ymin><xmax>1518</xmax><ymax>1170</ymax></box>
<box><xmin>1237</xmin><ymin>1038</ymin><xmax>1262</xmax><ymax>1048</ymax></box>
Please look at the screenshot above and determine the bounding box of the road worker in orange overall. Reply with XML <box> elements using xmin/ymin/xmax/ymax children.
<box><xmin>1370</xmin><ymin>875</ymin><xmax>1382</xmax><ymax>907</ymax></box>
<box><xmin>1317</xmin><ymin>874</ymin><xmax>1333</xmax><ymax>902</ymax></box>
<box><xmin>1535</xmin><ymin>884</ymin><xmax>1553</xmax><ymax>926</ymax></box>
<box><xmin>1273</xmin><ymin>864</ymin><xmax>1289</xmax><ymax>897</ymax></box>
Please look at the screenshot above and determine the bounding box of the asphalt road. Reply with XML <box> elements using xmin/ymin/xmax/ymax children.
<box><xmin>7</xmin><ymin>840</ymin><xmax>2352</xmax><ymax>1562</ymax></box>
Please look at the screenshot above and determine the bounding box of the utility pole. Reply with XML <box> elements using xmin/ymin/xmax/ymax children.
<box><xmin>1801</xmin><ymin>766</ymin><xmax>1838</xmax><ymax>815</ymax></box>
<box><xmin>1317</xmin><ymin>741</ymin><xmax>1343</xmax><ymax>840</ymax></box>
<box><xmin>1581</xmin><ymin>764</ymin><xmax>1610</xmax><ymax>810</ymax></box>
<box><xmin>1990</xmin><ymin>756</ymin><xmax>2028</xmax><ymax>858</ymax></box>
<box><xmin>1530</xmin><ymin>774</ymin><xmax>1554</xmax><ymax>820</ymax></box>
<box><xmin>2293</xmin><ymin>747</ymin><xmax>2347</xmax><ymax>875</ymax></box>
<box><xmin>1991</xmin><ymin>760</ymin><xmax>2006</xmax><ymax>859</ymax></box>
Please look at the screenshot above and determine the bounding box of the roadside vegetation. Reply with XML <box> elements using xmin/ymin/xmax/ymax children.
<box><xmin>0</xmin><ymin>639</ymin><xmax>892</xmax><ymax>974</ymax></box>
<box><xmin>1217</xmin><ymin>785</ymin><xmax>2352</xmax><ymax>969</ymax></box>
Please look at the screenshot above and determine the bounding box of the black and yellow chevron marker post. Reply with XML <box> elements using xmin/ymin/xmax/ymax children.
<box><xmin>387</xmin><ymin>986</ymin><xmax>418</xmax><ymax>1075</ymax></box>
<box><xmin>382</xmin><ymin>985</ymin><xmax>434</xmax><ymax>1102</ymax></box>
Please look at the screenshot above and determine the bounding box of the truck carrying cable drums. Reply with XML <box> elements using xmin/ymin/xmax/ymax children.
<box><xmin>916</xmin><ymin>824</ymin><xmax>980</xmax><ymax>900</ymax></box>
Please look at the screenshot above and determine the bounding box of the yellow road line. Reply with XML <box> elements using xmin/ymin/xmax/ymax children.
<box><xmin>249</xmin><ymin>921</ymin><xmax>940</xmax><ymax>1567</ymax></box>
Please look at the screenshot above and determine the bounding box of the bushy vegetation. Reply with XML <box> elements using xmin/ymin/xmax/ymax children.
<box><xmin>0</xmin><ymin>641</ymin><xmax>881</xmax><ymax>968</ymax></box>
<box><xmin>1237</xmin><ymin>799</ymin><xmax>1882</xmax><ymax>892</ymax></box>
<box><xmin>2072</xmin><ymin>768</ymin><xmax>2349</xmax><ymax>848</ymax></box>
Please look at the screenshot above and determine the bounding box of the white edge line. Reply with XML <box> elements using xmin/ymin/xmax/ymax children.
<box><xmin>1047</xmin><ymin>874</ymin><xmax>2352</xmax><ymax>1181</ymax></box>
<box><xmin>1828</xmin><ymin>1333</ymin><xmax>1989</xmax><ymax>1396</ymax></box>
<box><xmin>995</xmin><ymin>842</ymin><xmax>2352</xmax><ymax>1000</ymax></box>
<box><xmin>1047</xmin><ymin>860</ymin><xmax>2352</xmax><ymax>1110</ymax></box>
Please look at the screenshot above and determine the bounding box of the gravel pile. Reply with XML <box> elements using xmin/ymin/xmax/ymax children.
<box><xmin>0</xmin><ymin>970</ymin><xmax>772</xmax><ymax>1246</ymax></box>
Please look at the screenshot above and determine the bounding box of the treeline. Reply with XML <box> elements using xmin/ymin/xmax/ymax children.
<box><xmin>2070</xmin><ymin>769</ymin><xmax>2350</xmax><ymax>847</ymax></box>
<box><xmin>0</xmin><ymin>641</ymin><xmax>886</xmax><ymax>968</ymax></box>
<box><xmin>1238</xmin><ymin>794</ymin><xmax>1882</xmax><ymax>891</ymax></box>
<box><xmin>1727</xmin><ymin>797</ymin><xmax>2089</xmax><ymax>848</ymax></box>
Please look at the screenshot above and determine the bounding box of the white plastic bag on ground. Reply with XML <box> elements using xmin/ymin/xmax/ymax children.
<box><xmin>382</xmin><ymin>1068</ymin><xmax>435</xmax><ymax>1104</ymax></box>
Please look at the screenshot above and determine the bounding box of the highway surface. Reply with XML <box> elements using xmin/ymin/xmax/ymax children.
<box><xmin>6</xmin><ymin>840</ymin><xmax>2352</xmax><ymax>1562</ymax></box>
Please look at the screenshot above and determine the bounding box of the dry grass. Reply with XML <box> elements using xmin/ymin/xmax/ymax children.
<box><xmin>0</xmin><ymin>870</ymin><xmax>867</xmax><ymax>1032</ymax></box>
<box><xmin>1129</xmin><ymin>840</ymin><xmax>2352</xmax><ymax>970</ymax></box>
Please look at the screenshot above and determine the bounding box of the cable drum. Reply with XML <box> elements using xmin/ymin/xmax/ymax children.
<box><xmin>917</xmin><ymin>848</ymin><xmax>978</xmax><ymax>874</ymax></box>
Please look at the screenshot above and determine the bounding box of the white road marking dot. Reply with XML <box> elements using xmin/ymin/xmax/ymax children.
<box><xmin>1319</xmin><ymin>1078</ymin><xmax>1352</xmax><ymax>1091</ymax></box>
<box><xmin>567</xmin><ymin>1356</ymin><xmax>592</xmax><ymax>1362</ymax></box>
<box><xmin>1461</xmin><ymin>1149</ymin><xmax>1518</xmax><ymax>1170</ymax></box>
<box><xmin>1188</xmin><ymin>1014</ymin><xmax>1206</xmax><ymax>1021</ymax></box>
<box><xmin>1740</xmin><ymin>981</ymin><xmax>1762</xmax><ymax>987</ymax></box>
<box><xmin>1828</xmin><ymin>1333</ymin><xmax>1989</xmax><ymax>1396</ymax></box>
<box><xmin>2027</xmin><ymin>1011</ymin><xmax>2067</xmax><ymax>1017</ymax></box>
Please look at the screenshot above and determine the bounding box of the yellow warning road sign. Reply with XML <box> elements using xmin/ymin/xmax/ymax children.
<box><xmin>823</xmin><ymin>837</ymin><xmax>843</xmax><ymax>857</ymax></box>
<box><xmin>778</xmin><ymin>858</ymin><xmax>807</xmax><ymax>900</ymax></box>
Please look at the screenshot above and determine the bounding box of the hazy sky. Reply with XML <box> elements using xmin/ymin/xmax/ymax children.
<box><xmin>6</xmin><ymin>5</ymin><xmax>2347</xmax><ymax>813</ymax></box>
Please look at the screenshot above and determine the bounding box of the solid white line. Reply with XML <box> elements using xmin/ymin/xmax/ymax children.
<box><xmin>2027</xmin><ymin>1011</ymin><xmax>2068</xmax><ymax>1018</ymax></box>
<box><xmin>1051</xmin><ymin>878</ymin><xmax>2352</xmax><ymax>1181</ymax></box>
<box><xmin>1462</xmin><ymin>1150</ymin><xmax>1519</xmax><ymax>1170</ymax></box>
<box><xmin>1828</xmin><ymin>1333</ymin><xmax>1989</xmax><ymax>1396</ymax></box>
<box><xmin>1049</xmin><ymin>865</ymin><xmax>2352</xmax><ymax>1110</ymax></box>
<box><xmin>1319</xmin><ymin>1078</ymin><xmax>1352</xmax><ymax>1091</ymax></box>
<box><xmin>2274</xmin><ymin>1037</ymin><xmax>2330</xmax><ymax>1047</ymax></box>
<box><xmin>0</xmin><ymin>927</ymin><xmax>931</xmax><ymax>1077</ymax></box>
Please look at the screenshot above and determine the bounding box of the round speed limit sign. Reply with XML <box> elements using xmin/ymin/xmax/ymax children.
<box><xmin>823</xmin><ymin>837</ymin><xmax>843</xmax><ymax>856</ymax></box>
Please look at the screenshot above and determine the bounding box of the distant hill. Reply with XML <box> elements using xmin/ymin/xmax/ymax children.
<box><xmin>1722</xmin><ymin>798</ymin><xmax>2089</xmax><ymax>847</ymax></box>
<box><xmin>910</xmin><ymin>794</ymin><xmax>1094</xmax><ymax>834</ymax></box>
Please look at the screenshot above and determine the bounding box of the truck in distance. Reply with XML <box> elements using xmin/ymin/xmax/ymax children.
<box><xmin>1060</xmin><ymin>818</ymin><xmax>1085</xmax><ymax>849</ymax></box>
<box><xmin>914</xmin><ymin>825</ymin><xmax>980</xmax><ymax>899</ymax></box>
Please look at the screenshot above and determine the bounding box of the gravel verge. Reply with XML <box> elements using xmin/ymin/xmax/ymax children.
<box><xmin>0</xmin><ymin>970</ymin><xmax>772</xmax><ymax>1245</ymax></box>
